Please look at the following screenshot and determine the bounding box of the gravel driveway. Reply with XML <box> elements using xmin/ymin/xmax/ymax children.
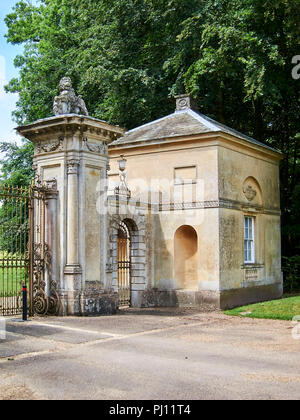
<box><xmin>0</xmin><ymin>308</ymin><xmax>299</xmax><ymax>400</ymax></box>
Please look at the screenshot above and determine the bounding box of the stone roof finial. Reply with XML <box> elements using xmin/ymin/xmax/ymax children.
<box><xmin>53</xmin><ymin>77</ymin><xmax>89</xmax><ymax>116</ymax></box>
<box><xmin>175</xmin><ymin>94</ymin><xmax>198</xmax><ymax>112</ymax></box>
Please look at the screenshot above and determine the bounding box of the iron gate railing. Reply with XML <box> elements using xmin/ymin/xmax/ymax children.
<box><xmin>118</xmin><ymin>221</ymin><xmax>131</xmax><ymax>307</ymax></box>
<box><xmin>0</xmin><ymin>185</ymin><xmax>30</xmax><ymax>316</ymax></box>
<box><xmin>30</xmin><ymin>178</ymin><xmax>60</xmax><ymax>316</ymax></box>
<box><xmin>0</xmin><ymin>180</ymin><xmax>60</xmax><ymax>317</ymax></box>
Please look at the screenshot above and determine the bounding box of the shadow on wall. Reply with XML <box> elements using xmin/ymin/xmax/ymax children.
<box><xmin>143</xmin><ymin>218</ymin><xmax>202</xmax><ymax>308</ymax></box>
<box><xmin>146</xmin><ymin>213</ymin><xmax>178</xmax><ymax>306</ymax></box>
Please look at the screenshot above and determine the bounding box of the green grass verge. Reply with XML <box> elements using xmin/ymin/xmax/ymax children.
<box><xmin>0</xmin><ymin>252</ymin><xmax>27</xmax><ymax>297</ymax></box>
<box><xmin>224</xmin><ymin>295</ymin><xmax>300</xmax><ymax>321</ymax></box>
<box><xmin>0</xmin><ymin>270</ymin><xmax>26</xmax><ymax>297</ymax></box>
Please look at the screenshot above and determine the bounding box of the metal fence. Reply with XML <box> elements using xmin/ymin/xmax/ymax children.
<box><xmin>0</xmin><ymin>185</ymin><xmax>31</xmax><ymax>316</ymax></box>
<box><xmin>0</xmin><ymin>181</ymin><xmax>60</xmax><ymax>317</ymax></box>
<box><xmin>118</xmin><ymin>221</ymin><xmax>131</xmax><ymax>307</ymax></box>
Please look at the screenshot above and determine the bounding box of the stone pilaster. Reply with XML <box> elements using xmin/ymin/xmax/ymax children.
<box><xmin>63</xmin><ymin>159</ymin><xmax>82</xmax><ymax>315</ymax></box>
<box><xmin>65</xmin><ymin>159</ymin><xmax>81</xmax><ymax>271</ymax></box>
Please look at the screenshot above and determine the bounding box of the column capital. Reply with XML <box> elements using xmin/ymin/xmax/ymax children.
<box><xmin>67</xmin><ymin>159</ymin><xmax>80</xmax><ymax>175</ymax></box>
<box><xmin>64</xmin><ymin>264</ymin><xmax>82</xmax><ymax>275</ymax></box>
<box><xmin>44</xmin><ymin>178</ymin><xmax>58</xmax><ymax>200</ymax></box>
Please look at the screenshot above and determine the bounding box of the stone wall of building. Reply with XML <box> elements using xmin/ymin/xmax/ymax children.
<box><xmin>218</xmin><ymin>140</ymin><xmax>282</xmax><ymax>308</ymax></box>
<box><xmin>109</xmin><ymin>129</ymin><xmax>283</xmax><ymax>309</ymax></box>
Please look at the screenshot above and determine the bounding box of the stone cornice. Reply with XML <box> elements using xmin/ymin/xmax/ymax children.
<box><xmin>108</xmin><ymin>132</ymin><xmax>283</xmax><ymax>162</ymax></box>
<box><xmin>157</xmin><ymin>199</ymin><xmax>280</xmax><ymax>215</ymax></box>
<box><xmin>107</xmin><ymin>195</ymin><xmax>280</xmax><ymax>215</ymax></box>
<box><xmin>16</xmin><ymin>114</ymin><xmax>125</xmax><ymax>143</ymax></box>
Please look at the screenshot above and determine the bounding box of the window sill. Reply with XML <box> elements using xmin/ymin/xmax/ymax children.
<box><xmin>174</xmin><ymin>180</ymin><xmax>197</xmax><ymax>186</ymax></box>
<box><xmin>241</xmin><ymin>263</ymin><xmax>264</xmax><ymax>269</ymax></box>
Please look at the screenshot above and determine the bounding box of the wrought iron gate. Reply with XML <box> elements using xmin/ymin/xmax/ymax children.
<box><xmin>0</xmin><ymin>185</ymin><xmax>30</xmax><ymax>316</ymax></box>
<box><xmin>0</xmin><ymin>180</ymin><xmax>60</xmax><ymax>317</ymax></box>
<box><xmin>118</xmin><ymin>221</ymin><xmax>131</xmax><ymax>307</ymax></box>
<box><xmin>30</xmin><ymin>179</ymin><xmax>60</xmax><ymax>316</ymax></box>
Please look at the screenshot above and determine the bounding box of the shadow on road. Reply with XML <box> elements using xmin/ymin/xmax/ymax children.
<box><xmin>117</xmin><ymin>306</ymin><xmax>217</xmax><ymax>317</ymax></box>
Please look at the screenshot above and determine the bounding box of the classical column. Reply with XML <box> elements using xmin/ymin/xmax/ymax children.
<box><xmin>65</xmin><ymin>159</ymin><xmax>81</xmax><ymax>273</ymax></box>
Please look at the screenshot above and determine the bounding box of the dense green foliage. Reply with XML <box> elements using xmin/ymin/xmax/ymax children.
<box><xmin>0</xmin><ymin>142</ymin><xmax>33</xmax><ymax>254</ymax></box>
<box><xmin>0</xmin><ymin>141</ymin><xmax>34</xmax><ymax>187</ymax></box>
<box><xmin>1</xmin><ymin>0</ymin><xmax>299</xmax><ymax>286</ymax></box>
<box><xmin>0</xmin><ymin>205</ymin><xmax>29</xmax><ymax>254</ymax></box>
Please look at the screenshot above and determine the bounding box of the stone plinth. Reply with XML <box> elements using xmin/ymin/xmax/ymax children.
<box><xmin>17</xmin><ymin>114</ymin><xmax>124</xmax><ymax>315</ymax></box>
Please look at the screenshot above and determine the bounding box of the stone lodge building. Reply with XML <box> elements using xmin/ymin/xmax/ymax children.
<box><xmin>17</xmin><ymin>85</ymin><xmax>283</xmax><ymax>316</ymax></box>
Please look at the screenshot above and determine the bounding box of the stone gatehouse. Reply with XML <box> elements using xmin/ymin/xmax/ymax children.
<box><xmin>17</xmin><ymin>81</ymin><xmax>283</xmax><ymax>315</ymax></box>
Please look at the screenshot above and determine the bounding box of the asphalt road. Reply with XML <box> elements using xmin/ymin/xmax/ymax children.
<box><xmin>0</xmin><ymin>308</ymin><xmax>299</xmax><ymax>400</ymax></box>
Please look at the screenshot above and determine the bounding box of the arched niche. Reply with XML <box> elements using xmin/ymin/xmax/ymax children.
<box><xmin>174</xmin><ymin>225</ymin><xmax>198</xmax><ymax>290</ymax></box>
<box><xmin>242</xmin><ymin>177</ymin><xmax>263</xmax><ymax>206</ymax></box>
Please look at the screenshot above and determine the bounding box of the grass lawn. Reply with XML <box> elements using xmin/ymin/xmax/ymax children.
<box><xmin>0</xmin><ymin>271</ymin><xmax>26</xmax><ymax>297</ymax></box>
<box><xmin>0</xmin><ymin>252</ymin><xmax>27</xmax><ymax>297</ymax></box>
<box><xmin>224</xmin><ymin>295</ymin><xmax>300</xmax><ymax>321</ymax></box>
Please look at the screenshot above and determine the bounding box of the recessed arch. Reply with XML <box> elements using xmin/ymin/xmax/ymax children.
<box><xmin>174</xmin><ymin>225</ymin><xmax>198</xmax><ymax>290</ymax></box>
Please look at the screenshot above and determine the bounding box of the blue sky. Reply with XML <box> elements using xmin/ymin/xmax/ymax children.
<box><xmin>0</xmin><ymin>0</ymin><xmax>30</xmax><ymax>144</ymax></box>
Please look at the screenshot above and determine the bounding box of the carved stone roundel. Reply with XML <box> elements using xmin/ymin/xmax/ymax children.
<box><xmin>178</xmin><ymin>99</ymin><xmax>188</xmax><ymax>109</ymax></box>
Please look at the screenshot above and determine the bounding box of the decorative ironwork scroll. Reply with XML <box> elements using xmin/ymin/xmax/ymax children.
<box><xmin>0</xmin><ymin>179</ymin><xmax>60</xmax><ymax>317</ymax></box>
<box><xmin>0</xmin><ymin>185</ymin><xmax>31</xmax><ymax>316</ymax></box>
<box><xmin>117</xmin><ymin>221</ymin><xmax>131</xmax><ymax>307</ymax></box>
<box><xmin>29</xmin><ymin>176</ymin><xmax>60</xmax><ymax>316</ymax></box>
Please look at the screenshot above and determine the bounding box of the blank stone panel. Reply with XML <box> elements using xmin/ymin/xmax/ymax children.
<box><xmin>174</xmin><ymin>166</ymin><xmax>197</xmax><ymax>184</ymax></box>
<box><xmin>85</xmin><ymin>167</ymin><xmax>102</xmax><ymax>282</ymax></box>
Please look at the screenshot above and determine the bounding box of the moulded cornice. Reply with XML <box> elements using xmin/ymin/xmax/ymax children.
<box><xmin>16</xmin><ymin>114</ymin><xmax>125</xmax><ymax>144</ymax></box>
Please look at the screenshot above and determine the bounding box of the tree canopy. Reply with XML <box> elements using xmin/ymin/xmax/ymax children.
<box><xmin>2</xmin><ymin>0</ymin><xmax>300</xmax><ymax>283</ymax></box>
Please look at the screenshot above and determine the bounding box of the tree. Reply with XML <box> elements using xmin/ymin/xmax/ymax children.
<box><xmin>0</xmin><ymin>141</ymin><xmax>33</xmax><ymax>254</ymax></box>
<box><xmin>2</xmin><ymin>0</ymin><xmax>300</xmax><ymax>286</ymax></box>
<box><xmin>0</xmin><ymin>141</ymin><xmax>34</xmax><ymax>187</ymax></box>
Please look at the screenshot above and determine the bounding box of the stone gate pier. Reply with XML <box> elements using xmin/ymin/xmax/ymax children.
<box><xmin>17</xmin><ymin>114</ymin><xmax>124</xmax><ymax>315</ymax></box>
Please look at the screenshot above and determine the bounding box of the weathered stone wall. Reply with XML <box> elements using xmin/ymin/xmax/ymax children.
<box><xmin>151</xmin><ymin>209</ymin><xmax>220</xmax><ymax>293</ymax></box>
<box><xmin>109</xmin><ymin>141</ymin><xmax>222</xmax><ymax>307</ymax></box>
<box><xmin>218</xmin><ymin>141</ymin><xmax>282</xmax><ymax>308</ymax></box>
<box><xmin>109</xmin><ymin>141</ymin><xmax>219</xmax><ymax>203</ymax></box>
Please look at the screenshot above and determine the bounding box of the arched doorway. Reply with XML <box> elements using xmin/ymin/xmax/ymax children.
<box><xmin>174</xmin><ymin>225</ymin><xmax>198</xmax><ymax>290</ymax></box>
<box><xmin>108</xmin><ymin>214</ymin><xmax>147</xmax><ymax>308</ymax></box>
<box><xmin>118</xmin><ymin>221</ymin><xmax>131</xmax><ymax>306</ymax></box>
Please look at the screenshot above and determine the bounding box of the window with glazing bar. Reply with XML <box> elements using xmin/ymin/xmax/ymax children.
<box><xmin>244</xmin><ymin>216</ymin><xmax>255</xmax><ymax>263</ymax></box>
